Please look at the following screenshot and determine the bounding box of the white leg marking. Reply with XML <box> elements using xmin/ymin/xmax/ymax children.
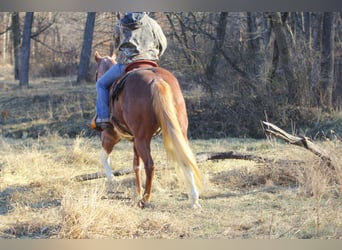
<box><xmin>101</xmin><ymin>150</ymin><xmax>113</xmax><ymax>182</ymax></box>
<box><xmin>183</xmin><ymin>167</ymin><xmax>201</xmax><ymax>209</ymax></box>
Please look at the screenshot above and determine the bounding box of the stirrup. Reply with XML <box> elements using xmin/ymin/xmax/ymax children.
<box><xmin>90</xmin><ymin>115</ymin><xmax>111</xmax><ymax>131</ymax></box>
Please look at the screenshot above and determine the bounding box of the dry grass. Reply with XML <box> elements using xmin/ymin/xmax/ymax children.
<box><xmin>1</xmin><ymin>133</ymin><xmax>342</xmax><ymax>239</ymax></box>
<box><xmin>1</xmin><ymin>73</ymin><xmax>342</xmax><ymax>239</ymax></box>
<box><xmin>0</xmin><ymin>76</ymin><xmax>96</xmax><ymax>139</ymax></box>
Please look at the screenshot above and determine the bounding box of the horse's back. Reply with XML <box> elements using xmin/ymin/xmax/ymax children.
<box><xmin>114</xmin><ymin>66</ymin><xmax>188</xmax><ymax>138</ymax></box>
<box><xmin>127</xmin><ymin>67</ymin><xmax>180</xmax><ymax>89</ymax></box>
<box><xmin>123</xmin><ymin>66</ymin><xmax>185</xmax><ymax>105</ymax></box>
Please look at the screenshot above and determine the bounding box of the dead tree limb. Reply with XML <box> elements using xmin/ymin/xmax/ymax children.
<box><xmin>262</xmin><ymin>121</ymin><xmax>335</xmax><ymax>171</ymax></box>
<box><xmin>73</xmin><ymin>167</ymin><xmax>132</xmax><ymax>182</ymax></box>
<box><xmin>195</xmin><ymin>151</ymin><xmax>268</xmax><ymax>163</ymax></box>
<box><xmin>73</xmin><ymin>151</ymin><xmax>270</xmax><ymax>182</ymax></box>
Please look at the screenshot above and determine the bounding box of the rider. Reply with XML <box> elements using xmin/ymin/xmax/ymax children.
<box><xmin>92</xmin><ymin>12</ymin><xmax>167</xmax><ymax>131</ymax></box>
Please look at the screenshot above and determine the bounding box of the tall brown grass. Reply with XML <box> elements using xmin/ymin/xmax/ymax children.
<box><xmin>1</xmin><ymin>134</ymin><xmax>342</xmax><ymax>239</ymax></box>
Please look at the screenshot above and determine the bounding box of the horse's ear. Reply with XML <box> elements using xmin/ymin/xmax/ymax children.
<box><xmin>111</xmin><ymin>53</ymin><xmax>117</xmax><ymax>63</ymax></box>
<box><xmin>94</xmin><ymin>51</ymin><xmax>101</xmax><ymax>63</ymax></box>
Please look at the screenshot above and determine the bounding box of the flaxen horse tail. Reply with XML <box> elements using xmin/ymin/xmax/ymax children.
<box><xmin>151</xmin><ymin>79</ymin><xmax>202</xmax><ymax>191</ymax></box>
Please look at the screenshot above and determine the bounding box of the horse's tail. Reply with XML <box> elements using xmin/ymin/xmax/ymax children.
<box><xmin>151</xmin><ymin>79</ymin><xmax>202</xmax><ymax>191</ymax></box>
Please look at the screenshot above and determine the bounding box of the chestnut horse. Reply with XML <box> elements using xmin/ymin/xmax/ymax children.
<box><xmin>94</xmin><ymin>51</ymin><xmax>202</xmax><ymax>209</ymax></box>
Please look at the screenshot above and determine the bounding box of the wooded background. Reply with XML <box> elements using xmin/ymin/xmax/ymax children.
<box><xmin>0</xmin><ymin>12</ymin><xmax>341</xmax><ymax>139</ymax></box>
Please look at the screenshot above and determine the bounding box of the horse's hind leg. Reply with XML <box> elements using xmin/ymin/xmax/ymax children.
<box><xmin>133</xmin><ymin>138</ymin><xmax>154</xmax><ymax>208</ymax></box>
<box><xmin>133</xmin><ymin>145</ymin><xmax>143</xmax><ymax>200</ymax></box>
<box><xmin>182</xmin><ymin>167</ymin><xmax>201</xmax><ymax>209</ymax></box>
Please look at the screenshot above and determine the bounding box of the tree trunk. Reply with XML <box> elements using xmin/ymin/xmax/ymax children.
<box><xmin>1</xmin><ymin>13</ymin><xmax>10</xmax><ymax>64</ymax></box>
<box><xmin>77</xmin><ymin>12</ymin><xmax>96</xmax><ymax>84</ymax></box>
<box><xmin>11</xmin><ymin>12</ymin><xmax>21</xmax><ymax>80</ymax></box>
<box><xmin>318</xmin><ymin>12</ymin><xmax>335</xmax><ymax>108</ymax></box>
<box><xmin>205</xmin><ymin>12</ymin><xmax>228</xmax><ymax>80</ymax></box>
<box><xmin>304</xmin><ymin>12</ymin><xmax>311</xmax><ymax>44</ymax></box>
<box><xmin>310</xmin><ymin>13</ymin><xmax>323</xmax><ymax>105</ymax></box>
<box><xmin>246</xmin><ymin>12</ymin><xmax>264</xmax><ymax>82</ymax></box>
<box><xmin>19</xmin><ymin>12</ymin><xmax>34</xmax><ymax>88</ymax></box>
<box><xmin>247</xmin><ymin>12</ymin><xmax>259</xmax><ymax>51</ymax></box>
<box><xmin>269</xmin><ymin>12</ymin><xmax>301</xmax><ymax>106</ymax></box>
<box><xmin>261</xmin><ymin>13</ymin><xmax>271</xmax><ymax>49</ymax></box>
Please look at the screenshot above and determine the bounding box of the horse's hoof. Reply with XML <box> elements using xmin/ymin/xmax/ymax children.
<box><xmin>105</xmin><ymin>179</ymin><xmax>118</xmax><ymax>192</ymax></box>
<box><xmin>137</xmin><ymin>199</ymin><xmax>154</xmax><ymax>209</ymax></box>
<box><xmin>191</xmin><ymin>201</ymin><xmax>202</xmax><ymax>209</ymax></box>
<box><xmin>138</xmin><ymin>199</ymin><xmax>145</xmax><ymax>209</ymax></box>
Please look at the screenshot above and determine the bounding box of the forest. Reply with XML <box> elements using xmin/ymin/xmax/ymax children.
<box><xmin>1</xmin><ymin>12</ymin><xmax>342</xmax><ymax>240</ymax></box>
<box><xmin>0</xmin><ymin>12</ymin><xmax>341</xmax><ymax>139</ymax></box>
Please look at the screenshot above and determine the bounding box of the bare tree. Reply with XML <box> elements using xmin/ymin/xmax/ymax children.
<box><xmin>0</xmin><ymin>13</ymin><xmax>11</xmax><ymax>64</ymax></box>
<box><xmin>205</xmin><ymin>12</ymin><xmax>228</xmax><ymax>81</ymax></box>
<box><xmin>77</xmin><ymin>12</ymin><xmax>96</xmax><ymax>84</ymax></box>
<box><xmin>11</xmin><ymin>12</ymin><xmax>20</xmax><ymax>80</ymax></box>
<box><xmin>334</xmin><ymin>13</ymin><xmax>342</xmax><ymax>107</ymax></box>
<box><xmin>269</xmin><ymin>12</ymin><xmax>303</xmax><ymax>106</ymax></box>
<box><xmin>246</xmin><ymin>12</ymin><xmax>262</xmax><ymax>73</ymax></box>
<box><xmin>19</xmin><ymin>12</ymin><xmax>34</xmax><ymax>88</ymax></box>
<box><xmin>318</xmin><ymin>12</ymin><xmax>335</xmax><ymax>107</ymax></box>
<box><xmin>165</xmin><ymin>12</ymin><xmax>203</xmax><ymax>68</ymax></box>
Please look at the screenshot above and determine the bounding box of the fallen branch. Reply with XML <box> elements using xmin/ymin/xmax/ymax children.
<box><xmin>74</xmin><ymin>151</ymin><xmax>269</xmax><ymax>182</ymax></box>
<box><xmin>262</xmin><ymin>121</ymin><xmax>335</xmax><ymax>171</ymax></box>
<box><xmin>73</xmin><ymin>167</ymin><xmax>132</xmax><ymax>182</ymax></box>
<box><xmin>195</xmin><ymin>151</ymin><xmax>268</xmax><ymax>163</ymax></box>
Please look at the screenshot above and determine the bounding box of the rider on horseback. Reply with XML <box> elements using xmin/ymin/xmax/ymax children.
<box><xmin>92</xmin><ymin>12</ymin><xmax>167</xmax><ymax>131</ymax></box>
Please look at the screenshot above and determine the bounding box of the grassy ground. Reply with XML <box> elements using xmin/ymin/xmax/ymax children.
<box><xmin>0</xmin><ymin>134</ymin><xmax>341</xmax><ymax>239</ymax></box>
<box><xmin>0</xmin><ymin>67</ymin><xmax>342</xmax><ymax>239</ymax></box>
<box><xmin>0</xmin><ymin>75</ymin><xmax>97</xmax><ymax>139</ymax></box>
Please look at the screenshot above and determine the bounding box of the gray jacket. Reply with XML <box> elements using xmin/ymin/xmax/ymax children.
<box><xmin>113</xmin><ymin>12</ymin><xmax>167</xmax><ymax>65</ymax></box>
